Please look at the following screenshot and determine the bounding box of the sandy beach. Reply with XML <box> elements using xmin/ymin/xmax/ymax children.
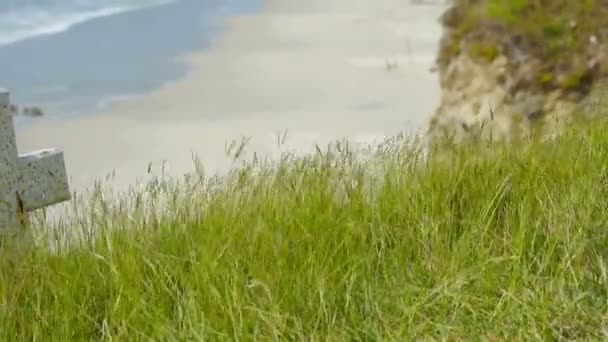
<box><xmin>15</xmin><ymin>0</ymin><xmax>447</xmax><ymax>192</ymax></box>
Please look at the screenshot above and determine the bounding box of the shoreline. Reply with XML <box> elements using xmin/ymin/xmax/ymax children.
<box><xmin>16</xmin><ymin>0</ymin><xmax>448</xmax><ymax>193</ymax></box>
<box><xmin>4</xmin><ymin>0</ymin><xmax>262</xmax><ymax>127</ymax></box>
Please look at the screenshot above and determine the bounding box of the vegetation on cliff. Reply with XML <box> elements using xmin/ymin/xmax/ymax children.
<box><xmin>438</xmin><ymin>0</ymin><xmax>608</xmax><ymax>98</ymax></box>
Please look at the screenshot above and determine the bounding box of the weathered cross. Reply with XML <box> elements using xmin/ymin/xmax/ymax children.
<box><xmin>0</xmin><ymin>89</ymin><xmax>70</xmax><ymax>240</ymax></box>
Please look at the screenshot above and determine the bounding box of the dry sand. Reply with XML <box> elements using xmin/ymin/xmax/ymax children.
<box><xmin>16</xmin><ymin>0</ymin><xmax>448</xmax><ymax>193</ymax></box>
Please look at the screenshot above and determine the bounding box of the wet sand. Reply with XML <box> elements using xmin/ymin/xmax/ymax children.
<box><xmin>16</xmin><ymin>0</ymin><xmax>447</xmax><ymax>192</ymax></box>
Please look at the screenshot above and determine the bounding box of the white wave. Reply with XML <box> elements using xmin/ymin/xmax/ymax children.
<box><xmin>0</xmin><ymin>0</ymin><xmax>176</xmax><ymax>47</ymax></box>
<box><xmin>96</xmin><ymin>92</ymin><xmax>145</xmax><ymax>110</ymax></box>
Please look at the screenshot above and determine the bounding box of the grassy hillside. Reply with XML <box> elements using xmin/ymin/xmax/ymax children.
<box><xmin>1</xmin><ymin>116</ymin><xmax>608</xmax><ymax>339</ymax></box>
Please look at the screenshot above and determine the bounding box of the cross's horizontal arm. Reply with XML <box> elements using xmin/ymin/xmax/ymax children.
<box><xmin>17</xmin><ymin>149</ymin><xmax>70</xmax><ymax>211</ymax></box>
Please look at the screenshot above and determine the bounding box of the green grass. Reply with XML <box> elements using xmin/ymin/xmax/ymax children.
<box><xmin>2</xmin><ymin>118</ymin><xmax>608</xmax><ymax>339</ymax></box>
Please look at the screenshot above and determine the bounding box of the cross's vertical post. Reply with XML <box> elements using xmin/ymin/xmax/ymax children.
<box><xmin>0</xmin><ymin>89</ymin><xmax>21</xmax><ymax>237</ymax></box>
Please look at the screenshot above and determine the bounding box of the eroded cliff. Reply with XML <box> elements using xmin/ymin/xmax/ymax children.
<box><xmin>429</xmin><ymin>0</ymin><xmax>608</xmax><ymax>145</ymax></box>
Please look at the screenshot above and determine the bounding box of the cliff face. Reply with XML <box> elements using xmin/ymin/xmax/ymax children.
<box><xmin>428</xmin><ymin>0</ymin><xmax>608</xmax><ymax>145</ymax></box>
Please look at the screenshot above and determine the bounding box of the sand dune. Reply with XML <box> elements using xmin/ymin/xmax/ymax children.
<box><xmin>16</xmin><ymin>0</ymin><xmax>447</xmax><ymax>192</ymax></box>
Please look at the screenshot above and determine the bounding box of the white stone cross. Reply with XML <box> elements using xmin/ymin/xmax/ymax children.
<box><xmin>0</xmin><ymin>89</ymin><xmax>70</xmax><ymax>238</ymax></box>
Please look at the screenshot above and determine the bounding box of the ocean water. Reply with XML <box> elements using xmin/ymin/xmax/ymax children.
<box><xmin>0</xmin><ymin>0</ymin><xmax>261</xmax><ymax>124</ymax></box>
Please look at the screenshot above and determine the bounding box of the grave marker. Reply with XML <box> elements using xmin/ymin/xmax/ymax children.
<box><xmin>0</xmin><ymin>89</ymin><xmax>70</xmax><ymax>242</ymax></box>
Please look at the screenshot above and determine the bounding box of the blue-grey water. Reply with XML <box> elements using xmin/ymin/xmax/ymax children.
<box><xmin>0</xmin><ymin>0</ymin><xmax>261</xmax><ymax>125</ymax></box>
